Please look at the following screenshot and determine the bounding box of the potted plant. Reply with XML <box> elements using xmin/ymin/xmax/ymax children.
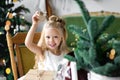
<box><xmin>65</xmin><ymin>0</ymin><xmax>120</xmax><ymax>80</ymax></box>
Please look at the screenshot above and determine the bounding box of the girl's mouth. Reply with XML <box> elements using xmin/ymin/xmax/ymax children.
<box><xmin>49</xmin><ymin>43</ymin><xmax>56</xmax><ymax>47</ymax></box>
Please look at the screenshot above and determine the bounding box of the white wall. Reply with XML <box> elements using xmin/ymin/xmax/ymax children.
<box><xmin>14</xmin><ymin>0</ymin><xmax>120</xmax><ymax>31</ymax></box>
<box><xmin>84</xmin><ymin>0</ymin><xmax>120</xmax><ymax>13</ymax></box>
<box><xmin>49</xmin><ymin>0</ymin><xmax>120</xmax><ymax>15</ymax></box>
<box><xmin>14</xmin><ymin>0</ymin><xmax>47</xmax><ymax>31</ymax></box>
<box><xmin>14</xmin><ymin>0</ymin><xmax>120</xmax><ymax>21</ymax></box>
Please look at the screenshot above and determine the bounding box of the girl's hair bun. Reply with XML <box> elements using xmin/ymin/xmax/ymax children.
<box><xmin>49</xmin><ymin>15</ymin><xmax>65</xmax><ymax>26</ymax></box>
<box><xmin>49</xmin><ymin>15</ymin><xmax>57</xmax><ymax>22</ymax></box>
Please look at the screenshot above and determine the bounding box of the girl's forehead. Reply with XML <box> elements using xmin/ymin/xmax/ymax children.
<box><xmin>45</xmin><ymin>28</ymin><xmax>61</xmax><ymax>35</ymax></box>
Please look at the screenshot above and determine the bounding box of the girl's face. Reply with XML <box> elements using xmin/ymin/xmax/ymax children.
<box><xmin>45</xmin><ymin>28</ymin><xmax>62</xmax><ymax>52</ymax></box>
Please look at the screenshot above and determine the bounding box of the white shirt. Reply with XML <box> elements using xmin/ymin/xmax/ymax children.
<box><xmin>38</xmin><ymin>50</ymin><xmax>64</xmax><ymax>71</ymax></box>
<box><xmin>18</xmin><ymin>50</ymin><xmax>64</xmax><ymax>80</ymax></box>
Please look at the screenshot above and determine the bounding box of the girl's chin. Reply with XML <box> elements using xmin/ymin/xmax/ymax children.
<box><xmin>49</xmin><ymin>47</ymin><xmax>56</xmax><ymax>50</ymax></box>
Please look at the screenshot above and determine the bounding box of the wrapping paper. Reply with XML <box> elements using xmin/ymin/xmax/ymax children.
<box><xmin>23</xmin><ymin>69</ymin><xmax>56</xmax><ymax>80</ymax></box>
<box><xmin>55</xmin><ymin>59</ymin><xmax>78</xmax><ymax>80</ymax></box>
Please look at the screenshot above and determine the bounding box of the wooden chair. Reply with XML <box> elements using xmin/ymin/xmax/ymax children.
<box><xmin>4</xmin><ymin>0</ymin><xmax>52</xmax><ymax>80</ymax></box>
<box><xmin>5</xmin><ymin>26</ymin><xmax>41</xmax><ymax>80</ymax></box>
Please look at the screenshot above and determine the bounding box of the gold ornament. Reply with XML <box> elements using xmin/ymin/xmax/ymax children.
<box><xmin>8</xmin><ymin>13</ymin><xmax>13</xmax><ymax>19</ymax></box>
<box><xmin>109</xmin><ymin>49</ymin><xmax>116</xmax><ymax>60</ymax></box>
<box><xmin>5</xmin><ymin>20</ymin><xmax>11</xmax><ymax>31</ymax></box>
<box><xmin>6</xmin><ymin>20</ymin><xmax>11</xmax><ymax>26</ymax></box>
<box><xmin>6</xmin><ymin>68</ymin><xmax>11</xmax><ymax>74</ymax></box>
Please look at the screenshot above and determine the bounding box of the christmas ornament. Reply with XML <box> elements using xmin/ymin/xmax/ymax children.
<box><xmin>5</xmin><ymin>20</ymin><xmax>11</xmax><ymax>26</ymax></box>
<box><xmin>8</xmin><ymin>13</ymin><xmax>13</xmax><ymax>19</ymax></box>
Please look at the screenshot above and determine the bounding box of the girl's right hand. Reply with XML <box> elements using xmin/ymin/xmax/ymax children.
<box><xmin>32</xmin><ymin>11</ymin><xmax>46</xmax><ymax>24</ymax></box>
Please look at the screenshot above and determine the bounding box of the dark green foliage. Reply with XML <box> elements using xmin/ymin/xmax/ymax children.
<box><xmin>0</xmin><ymin>0</ymin><xmax>31</xmax><ymax>79</ymax></box>
<box><xmin>95</xmin><ymin>15</ymin><xmax>115</xmax><ymax>41</ymax></box>
<box><xmin>65</xmin><ymin>0</ymin><xmax>120</xmax><ymax>77</ymax></box>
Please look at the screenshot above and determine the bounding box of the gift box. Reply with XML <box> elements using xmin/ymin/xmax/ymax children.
<box><xmin>23</xmin><ymin>69</ymin><xmax>56</xmax><ymax>80</ymax></box>
<box><xmin>55</xmin><ymin>59</ymin><xmax>78</xmax><ymax>80</ymax></box>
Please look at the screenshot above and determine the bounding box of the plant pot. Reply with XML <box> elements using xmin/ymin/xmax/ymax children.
<box><xmin>88</xmin><ymin>71</ymin><xmax>120</xmax><ymax>80</ymax></box>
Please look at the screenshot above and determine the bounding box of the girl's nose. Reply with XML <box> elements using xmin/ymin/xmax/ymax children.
<box><xmin>50</xmin><ymin>37</ymin><xmax>54</xmax><ymax>42</ymax></box>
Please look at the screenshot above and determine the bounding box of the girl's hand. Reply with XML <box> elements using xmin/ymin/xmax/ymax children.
<box><xmin>32</xmin><ymin>11</ymin><xmax>46</xmax><ymax>24</ymax></box>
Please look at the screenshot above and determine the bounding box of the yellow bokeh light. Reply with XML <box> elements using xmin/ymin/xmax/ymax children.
<box><xmin>6</xmin><ymin>68</ymin><xmax>11</xmax><ymax>74</ymax></box>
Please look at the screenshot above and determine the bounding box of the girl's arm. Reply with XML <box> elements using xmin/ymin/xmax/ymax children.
<box><xmin>25</xmin><ymin>11</ymin><xmax>46</xmax><ymax>58</ymax></box>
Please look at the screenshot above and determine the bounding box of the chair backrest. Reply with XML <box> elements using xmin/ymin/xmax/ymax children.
<box><xmin>5</xmin><ymin>27</ymin><xmax>41</xmax><ymax>80</ymax></box>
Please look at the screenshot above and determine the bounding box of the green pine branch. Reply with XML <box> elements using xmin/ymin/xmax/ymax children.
<box><xmin>13</xmin><ymin>5</ymin><xmax>30</xmax><ymax>13</ymax></box>
<box><xmin>75</xmin><ymin>0</ymin><xmax>91</xmax><ymax>24</ymax></box>
<box><xmin>95</xmin><ymin>15</ymin><xmax>115</xmax><ymax>41</ymax></box>
<box><xmin>65</xmin><ymin>0</ymin><xmax>120</xmax><ymax>77</ymax></box>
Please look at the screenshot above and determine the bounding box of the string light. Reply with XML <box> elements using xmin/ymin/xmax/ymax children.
<box><xmin>3</xmin><ymin>59</ymin><xmax>6</xmax><ymax>66</ymax></box>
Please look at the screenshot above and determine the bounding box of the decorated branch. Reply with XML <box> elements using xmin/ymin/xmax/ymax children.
<box><xmin>65</xmin><ymin>0</ymin><xmax>120</xmax><ymax>77</ymax></box>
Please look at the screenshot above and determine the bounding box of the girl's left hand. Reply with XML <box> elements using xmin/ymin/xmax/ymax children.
<box><xmin>32</xmin><ymin>11</ymin><xmax>46</xmax><ymax>24</ymax></box>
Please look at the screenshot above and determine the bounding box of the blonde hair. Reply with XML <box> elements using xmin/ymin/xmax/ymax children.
<box><xmin>38</xmin><ymin>15</ymin><xmax>69</xmax><ymax>53</ymax></box>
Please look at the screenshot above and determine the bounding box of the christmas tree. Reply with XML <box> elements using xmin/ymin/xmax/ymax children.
<box><xmin>65</xmin><ymin>0</ymin><xmax>120</xmax><ymax>77</ymax></box>
<box><xmin>0</xmin><ymin>0</ymin><xmax>31</xmax><ymax>79</ymax></box>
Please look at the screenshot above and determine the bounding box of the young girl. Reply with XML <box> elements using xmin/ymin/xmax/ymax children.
<box><xmin>25</xmin><ymin>11</ymin><xmax>70</xmax><ymax>71</ymax></box>
<box><xmin>18</xmin><ymin>11</ymin><xmax>70</xmax><ymax>80</ymax></box>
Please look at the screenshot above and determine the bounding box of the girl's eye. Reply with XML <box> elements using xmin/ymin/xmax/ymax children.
<box><xmin>46</xmin><ymin>36</ymin><xmax>50</xmax><ymax>39</ymax></box>
<box><xmin>54</xmin><ymin>36</ymin><xmax>58</xmax><ymax>38</ymax></box>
